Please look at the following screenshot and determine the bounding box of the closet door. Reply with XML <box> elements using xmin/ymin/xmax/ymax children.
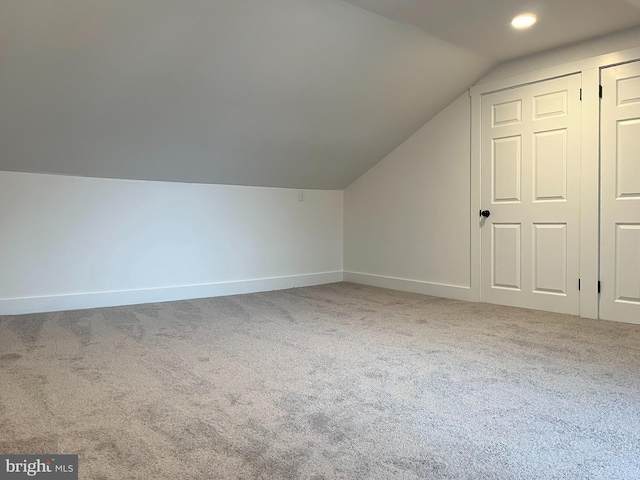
<box><xmin>480</xmin><ymin>74</ymin><xmax>582</xmax><ymax>314</ymax></box>
<box><xmin>600</xmin><ymin>62</ymin><xmax>640</xmax><ymax>324</ymax></box>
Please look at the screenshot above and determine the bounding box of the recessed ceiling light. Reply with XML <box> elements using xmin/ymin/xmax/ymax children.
<box><xmin>511</xmin><ymin>13</ymin><xmax>537</xmax><ymax>29</ymax></box>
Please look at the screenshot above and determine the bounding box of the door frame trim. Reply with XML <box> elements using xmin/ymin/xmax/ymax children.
<box><xmin>470</xmin><ymin>45</ymin><xmax>640</xmax><ymax>319</ymax></box>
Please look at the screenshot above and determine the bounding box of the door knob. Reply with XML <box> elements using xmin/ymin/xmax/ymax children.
<box><xmin>480</xmin><ymin>210</ymin><xmax>491</xmax><ymax>218</ymax></box>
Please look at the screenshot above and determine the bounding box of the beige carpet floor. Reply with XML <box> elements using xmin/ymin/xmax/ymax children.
<box><xmin>1</xmin><ymin>282</ymin><xmax>639</xmax><ymax>479</ymax></box>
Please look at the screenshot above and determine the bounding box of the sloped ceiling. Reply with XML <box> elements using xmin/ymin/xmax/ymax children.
<box><xmin>0</xmin><ymin>0</ymin><xmax>492</xmax><ymax>189</ymax></box>
<box><xmin>2</xmin><ymin>0</ymin><xmax>640</xmax><ymax>189</ymax></box>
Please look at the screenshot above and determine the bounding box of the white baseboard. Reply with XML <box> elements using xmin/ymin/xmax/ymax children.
<box><xmin>344</xmin><ymin>271</ymin><xmax>473</xmax><ymax>301</ymax></box>
<box><xmin>0</xmin><ymin>271</ymin><xmax>344</xmax><ymax>315</ymax></box>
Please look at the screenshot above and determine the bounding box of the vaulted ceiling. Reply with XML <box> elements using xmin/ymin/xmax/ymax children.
<box><xmin>2</xmin><ymin>0</ymin><xmax>640</xmax><ymax>189</ymax></box>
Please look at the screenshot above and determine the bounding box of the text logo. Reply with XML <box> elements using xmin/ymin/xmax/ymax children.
<box><xmin>0</xmin><ymin>456</ymin><xmax>77</xmax><ymax>479</ymax></box>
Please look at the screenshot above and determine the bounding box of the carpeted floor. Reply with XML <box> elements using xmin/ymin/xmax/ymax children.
<box><xmin>1</xmin><ymin>282</ymin><xmax>639</xmax><ymax>479</ymax></box>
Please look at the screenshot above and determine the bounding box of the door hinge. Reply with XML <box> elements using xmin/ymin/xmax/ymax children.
<box><xmin>598</xmin><ymin>281</ymin><xmax>601</xmax><ymax>293</ymax></box>
<box><xmin>599</xmin><ymin>85</ymin><xmax>603</xmax><ymax>98</ymax></box>
<box><xmin>579</xmin><ymin>88</ymin><xmax>582</xmax><ymax>101</ymax></box>
<box><xmin>578</xmin><ymin>279</ymin><xmax>581</xmax><ymax>290</ymax></box>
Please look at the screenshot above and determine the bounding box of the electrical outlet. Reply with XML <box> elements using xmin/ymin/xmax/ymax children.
<box><xmin>298</xmin><ymin>190</ymin><xmax>305</xmax><ymax>202</ymax></box>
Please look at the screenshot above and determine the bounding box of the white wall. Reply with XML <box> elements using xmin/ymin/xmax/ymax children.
<box><xmin>0</xmin><ymin>171</ymin><xmax>343</xmax><ymax>314</ymax></box>
<box><xmin>344</xmin><ymin>92</ymin><xmax>473</xmax><ymax>300</ymax></box>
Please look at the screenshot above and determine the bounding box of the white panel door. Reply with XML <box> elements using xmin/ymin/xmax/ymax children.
<box><xmin>481</xmin><ymin>75</ymin><xmax>582</xmax><ymax>314</ymax></box>
<box><xmin>600</xmin><ymin>62</ymin><xmax>640</xmax><ymax>324</ymax></box>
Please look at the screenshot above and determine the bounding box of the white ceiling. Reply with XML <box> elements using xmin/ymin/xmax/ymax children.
<box><xmin>342</xmin><ymin>0</ymin><xmax>640</xmax><ymax>61</ymax></box>
<box><xmin>1</xmin><ymin>0</ymin><xmax>639</xmax><ymax>189</ymax></box>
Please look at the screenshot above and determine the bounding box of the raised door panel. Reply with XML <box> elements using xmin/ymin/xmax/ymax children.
<box><xmin>615</xmin><ymin>120</ymin><xmax>640</xmax><ymax>199</ymax></box>
<box><xmin>492</xmin><ymin>136</ymin><xmax>522</xmax><ymax>203</ymax></box>
<box><xmin>615</xmin><ymin>225</ymin><xmax>640</xmax><ymax>304</ymax></box>
<box><xmin>492</xmin><ymin>224</ymin><xmax>521</xmax><ymax>290</ymax></box>
<box><xmin>534</xmin><ymin>90</ymin><xmax>568</xmax><ymax>119</ymax></box>
<box><xmin>492</xmin><ymin>100</ymin><xmax>522</xmax><ymax>127</ymax></box>
<box><xmin>534</xmin><ymin>129</ymin><xmax>567</xmax><ymax>202</ymax></box>
<box><xmin>533</xmin><ymin>224</ymin><xmax>567</xmax><ymax>295</ymax></box>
